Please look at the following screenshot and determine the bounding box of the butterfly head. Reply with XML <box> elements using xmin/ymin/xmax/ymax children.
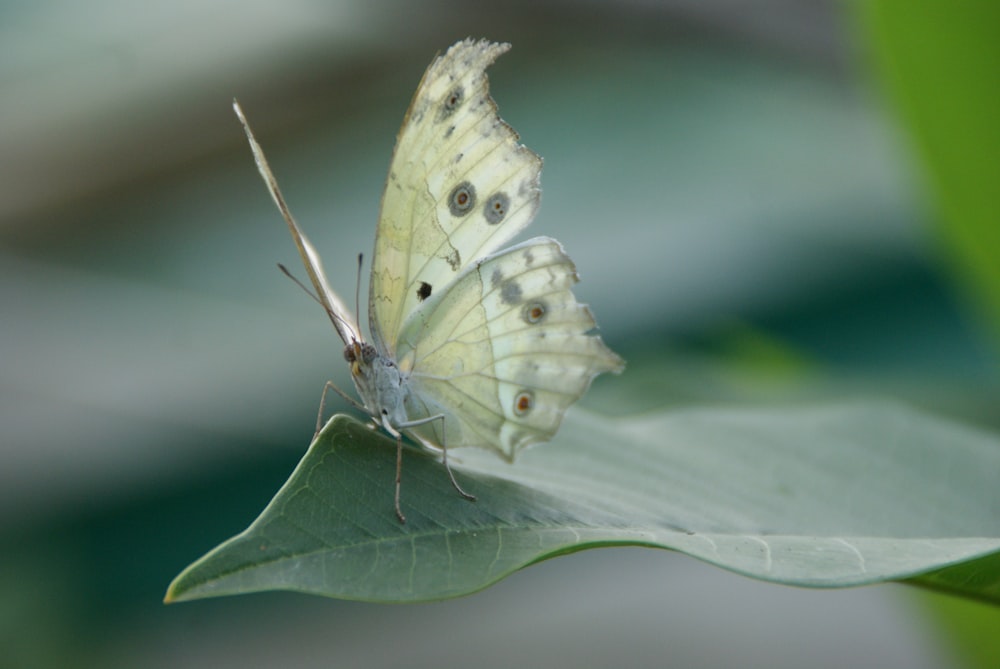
<box><xmin>343</xmin><ymin>340</ymin><xmax>377</xmax><ymax>377</ymax></box>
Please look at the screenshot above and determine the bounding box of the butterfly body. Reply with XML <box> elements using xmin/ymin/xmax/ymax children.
<box><xmin>235</xmin><ymin>38</ymin><xmax>623</xmax><ymax>521</ymax></box>
<box><xmin>343</xmin><ymin>340</ymin><xmax>409</xmax><ymax>435</ymax></box>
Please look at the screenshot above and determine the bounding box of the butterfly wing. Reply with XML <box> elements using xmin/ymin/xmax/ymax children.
<box><xmin>395</xmin><ymin>237</ymin><xmax>624</xmax><ymax>460</ymax></box>
<box><xmin>234</xmin><ymin>100</ymin><xmax>360</xmax><ymax>344</ymax></box>
<box><xmin>369</xmin><ymin>39</ymin><xmax>541</xmax><ymax>355</ymax></box>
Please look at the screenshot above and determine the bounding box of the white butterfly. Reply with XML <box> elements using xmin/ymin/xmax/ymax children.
<box><xmin>235</xmin><ymin>39</ymin><xmax>624</xmax><ymax>522</ymax></box>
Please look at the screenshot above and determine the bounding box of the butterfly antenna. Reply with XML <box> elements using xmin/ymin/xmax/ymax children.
<box><xmin>277</xmin><ymin>263</ymin><xmax>354</xmax><ymax>336</ymax></box>
<box><xmin>355</xmin><ymin>253</ymin><xmax>364</xmax><ymax>335</ymax></box>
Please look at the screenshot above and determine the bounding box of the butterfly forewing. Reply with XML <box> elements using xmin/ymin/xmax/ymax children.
<box><xmin>233</xmin><ymin>100</ymin><xmax>361</xmax><ymax>345</ymax></box>
<box><xmin>369</xmin><ymin>39</ymin><xmax>542</xmax><ymax>356</ymax></box>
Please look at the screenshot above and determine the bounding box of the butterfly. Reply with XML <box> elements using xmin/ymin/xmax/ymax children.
<box><xmin>234</xmin><ymin>38</ymin><xmax>624</xmax><ymax>522</ymax></box>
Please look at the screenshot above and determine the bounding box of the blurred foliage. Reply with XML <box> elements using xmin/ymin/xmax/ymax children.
<box><xmin>855</xmin><ymin>1</ymin><xmax>1000</xmax><ymax>666</ymax></box>
<box><xmin>857</xmin><ymin>1</ymin><xmax>1000</xmax><ymax>345</ymax></box>
<box><xmin>916</xmin><ymin>590</ymin><xmax>1000</xmax><ymax>669</ymax></box>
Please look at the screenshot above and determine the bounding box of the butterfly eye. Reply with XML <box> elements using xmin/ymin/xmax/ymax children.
<box><xmin>523</xmin><ymin>300</ymin><xmax>547</xmax><ymax>324</ymax></box>
<box><xmin>483</xmin><ymin>192</ymin><xmax>510</xmax><ymax>225</ymax></box>
<box><xmin>448</xmin><ymin>181</ymin><xmax>477</xmax><ymax>217</ymax></box>
<box><xmin>358</xmin><ymin>342</ymin><xmax>378</xmax><ymax>363</ymax></box>
<box><xmin>513</xmin><ymin>390</ymin><xmax>535</xmax><ymax>417</ymax></box>
<box><xmin>343</xmin><ymin>344</ymin><xmax>356</xmax><ymax>363</ymax></box>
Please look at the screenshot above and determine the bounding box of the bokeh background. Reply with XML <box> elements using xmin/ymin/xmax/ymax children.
<box><xmin>2</xmin><ymin>1</ymin><xmax>998</xmax><ymax>667</ymax></box>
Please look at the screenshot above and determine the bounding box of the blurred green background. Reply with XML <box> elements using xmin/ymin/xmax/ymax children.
<box><xmin>2</xmin><ymin>1</ymin><xmax>998</xmax><ymax>667</ymax></box>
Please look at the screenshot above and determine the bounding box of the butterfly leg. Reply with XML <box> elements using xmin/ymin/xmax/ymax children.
<box><xmin>393</xmin><ymin>432</ymin><xmax>406</xmax><ymax>523</ymax></box>
<box><xmin>436</xmin><ymin>415</ymin><xmax>477</xmax><ymax>503</ymax></box>
<box><xmin>374</xmin><ymin>417</ymin><xmax>408</xmax><ymax>523</ymax></box>
<box><xmin>314</xmin><ymin>380</ymin><xmax>367</xmax><ymax>439</ymax></box>
<box><xmin>398</xmin><ymin>414</ymin><xmax>477</xmax><ymax>503</ymax></box>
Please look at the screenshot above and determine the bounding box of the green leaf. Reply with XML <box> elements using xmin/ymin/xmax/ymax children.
<box><xmin>165</xmin><ymin>404</ymin><xmax>1000</xmax><ymax>604</ymax></box>
<box><xmin>855</xmin><ymin>2</ymin><xmax>1000</xmax><ymax>336</ymax></box>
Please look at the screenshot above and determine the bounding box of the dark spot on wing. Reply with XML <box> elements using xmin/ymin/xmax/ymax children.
<box><xmin>513</xmin><ymin>390</ymin><xmax>534</xmax><ymax>416</ymax></box>
<box><xmin>417</xmin><ymin>281</ymin><xmax>432</xmax><ymax>301</ymax></box>
<box><xmin>501</xmin><ymin>280</ymin><xmax>522</xmax><ymax>305</ymax></box>
<box><xmin>438</xmin><ymin>85</ymin><xmax>464</xmax><ymax>121</ymax></box>
<box><xmin>448</xmin><ymin>181</ymin><xmax>476</xmax><ymax>217</ymax></box>
<box><xmin>523</xmin><ymin>300</ymin><xmax>547</xmax><ymax>324</ymax></box>
<box><xmin>483</xmin><ymin>192</ymin><xmax>510</xmax><ymax>225</ymax></box>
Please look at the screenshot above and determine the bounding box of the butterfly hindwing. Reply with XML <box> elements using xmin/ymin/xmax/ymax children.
<box><xmin>369</xmin><ymin>39</ymin><xmax>542</xmax><ymax>355</ymax></box>
<box><xmin>395</xmin><ymin>237</ymin><xmax>624</xmax><ymax>460</ymax></box>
